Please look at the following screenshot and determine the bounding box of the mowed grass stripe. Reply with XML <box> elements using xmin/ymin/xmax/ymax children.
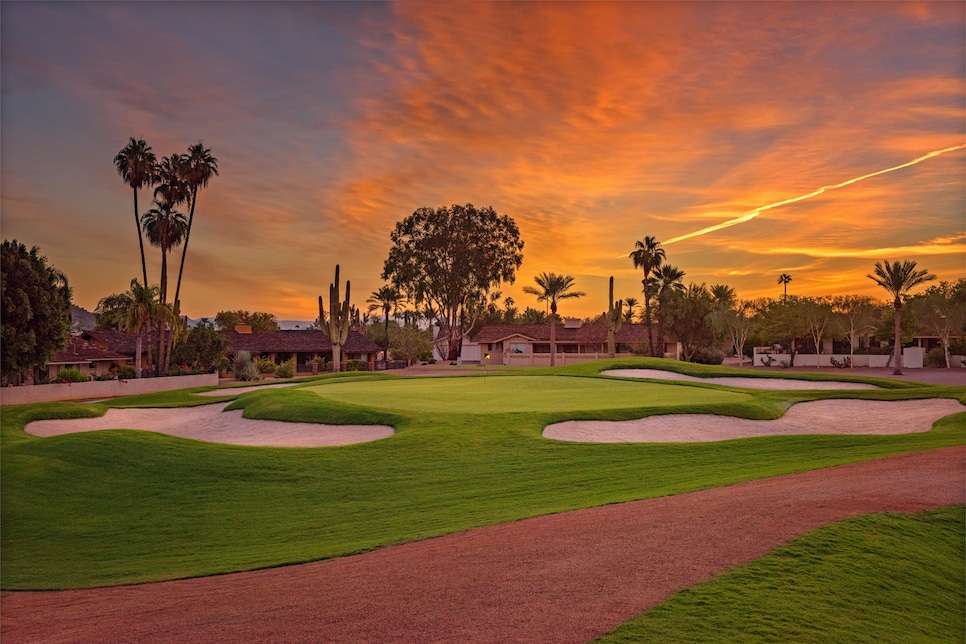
<box><xmin>597</xmin><ymin>506</ymin><xmax>966</xmax><ymax>643</ymax></box>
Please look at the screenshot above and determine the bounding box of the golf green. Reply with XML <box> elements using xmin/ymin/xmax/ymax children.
<box><xmin>305</xmin><ymin>375</ymin><xmax>749</xmax><ymax>413</ymax></box>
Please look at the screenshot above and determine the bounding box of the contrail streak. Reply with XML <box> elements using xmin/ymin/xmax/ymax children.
<box><xmin>664</xmin><ymin>144</ymin><xmax>966</xmax><ymax>245</ymax></box>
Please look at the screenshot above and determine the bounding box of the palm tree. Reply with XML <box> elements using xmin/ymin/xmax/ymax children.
<box><xmin>621</xmin><ymin>297</ymin><xmax>639</xmax><ymax>323</ymax></box>
<box><xmin>173</xmin><ymin>143</ymin><xmax>218</xmax><ymax>312</ymax></box>
<box><xmin>650</xmin><ymin>264</ymin><xmax>686</xmax><ymax>357</ymax></box>
<box><xmin>629</xmin><ymin>235</ymin><xmax>666</xmax><ymax>355</ymax></box>
<box><xmin>710</xmin><ymin>284</ymin><xmax>737</xmax><ymax>311</ymax></box>
<box><xmin>142</xmin><ymin>200</ymin><xmax>188</xmax><ymax>375</ymax></box>
<box><xmin>97</xmin><ymin>280</ymin><xmax>174</xmax><ymax>379</ymax></box>
<box><xmin>523</xmin><ymin>272</ymin><xmax>585</xmax><ymax>366</ymax></box>
<box><xmin>114</xmin><ymin>138</ymin><xmax>157</xmax><ymax>288</ymax></box>
<box><xmin>367</xmin><ymin>285</ymin><xmax>405</xmax><ymax>350</ymax></box>
<box><xmin>778</xmin><ymin>273</ymin><xmax>792</xmax><ymax>299</ymax></box>
<box><xmin>868</xmin><ymin>260</ymin><xmax>935</xmax><ymax>375</ymax></box>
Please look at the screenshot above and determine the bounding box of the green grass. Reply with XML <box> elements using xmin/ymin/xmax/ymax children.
<box><xmin>597</xmin><ymin>506</ymin><xmax>965</xmax><ymax>643</ymax></box>
<box><xmin>1</xmin><ymin>359</ymin><xmax>963</xmax><ymax>589</ymax></box>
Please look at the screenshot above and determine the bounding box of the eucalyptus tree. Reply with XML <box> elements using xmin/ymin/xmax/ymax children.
<box><xmin>173</xmin><ymin>143</ymin><xmax>218</xmax><ymax>312</ymax></box>
<box><xmin>802</xmin><ymin>296</ymin><xmax>836</xmax><ymax>367</ymax></box>
<box><xmin>114</xmin><ymin>138</ymin><xmax>157</xmax><ymax>288</ymax></box>
<box><xmin>906</xmin><ymin>279</ymin><xmax>965</xmax><ymax>368</ymax></box>
<box><xmin>383</xmin><ymin>204</ymin><xmax>524</xmax><ymax>361</ymax></box>
<box><xmin>629</xmin><ymin>235</ymin><xmax>665</xmax><ymax>355</ymax></box>
<box><xmin>831</xmin><ymin>294</ymin><xmax>879</xmax><ymax>367</ymax></box>
<box><xmin>712</xmin><ymin>299</ymin><xmax>758</xmax><ymax>367</ymax></box>
<box><xmin>867</xmin><ymin>260</ymin><xmax>935</xmax><ymax>375</ymax></box>
<box><xmin>522</xmin><ymin>272</ymin><xmax>585</xmax><ymax>366</ymax></box>
<box><xmin>777</xmin><ymin>273</ymin><xmax>792</xmax><ymax>299</ymax></box>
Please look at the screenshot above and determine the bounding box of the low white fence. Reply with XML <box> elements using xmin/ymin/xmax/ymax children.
<box><xmin>505</xmin><ymin>352</ymin><xmax>638</xmax><ymax>367</ymax></box>
<box><xmin>752</xmin><ymin>347</ymin><xmax>926</xmax><ymax>369</ymax></box>
<box><xmin>0</xmin><ymin>373</ymin><xmax>219</xmax><ymax>406</ymax></box>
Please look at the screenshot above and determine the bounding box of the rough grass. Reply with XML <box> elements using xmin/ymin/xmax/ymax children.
<box><xmin>2</xmin><ymin>360</ymin><xmax>963</xmax><ymax>589</ymax></box>
<box><xmin>597</xmin><ymin>506</ymin><xmax>966</xmax><ymax>643</ymax></box>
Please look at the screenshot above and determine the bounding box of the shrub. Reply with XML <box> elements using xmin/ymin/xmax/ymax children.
<box><xmin>274</xmin><ymin>359</ymin><xmax>295</xmax><ymax>379</ymax></box>
<box><xmin>690</xmin><ymin>347</ymin><xmax>724</xmax><ymax>365</ymax></box>
<box><xmin>231</xmin><ymin>351</ymin><xmax>260</xmax><ymax>381</ymax></box>
<box><xmin>114</xmin><ymin>364</ymin><xmax>136</xmax><ymax>379</ymax></box>
<box><xmin>255</xmin><ymin>356</ymin><xmax>276</xmax><ymax>374</ymax></box>
<box><xmin>345</xmin><ymin>359</ymin><xmax>368</xmax><ymax>371</ymax></box>
<box><xmin>49</xmin><ymin>367</ymin><xmax>91</xmax><ymax>383</ymax></box>
<box><xmin>925</xmin><ymin>346</ymin><xmax>947</xmax><ymax>368</ymax></box>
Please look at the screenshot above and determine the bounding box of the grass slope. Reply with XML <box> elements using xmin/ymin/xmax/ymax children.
<box><xmin>597</xmin><ymin>506</ymin><xmax>966</xmax><ymax>643</ymax></box>
<box><xmin>2</xmin><ymin>359</ymin><xmax>963</xmax><ymax>589</ymax></box>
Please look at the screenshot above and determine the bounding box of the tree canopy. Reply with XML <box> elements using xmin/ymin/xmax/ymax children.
<box><xmin>1</xmin><ymin>240</ymin><xmax>72</xmax><ymax>382</ymax></box>
<box><xmin>382</xmin><ymin>204</ymin><xmax>524</xmax><ymax>360</ymax></box>
<box><xmin>215</xmin><ymin>310</ymin><xmax>280</xmax><ymax>332</ymax></box>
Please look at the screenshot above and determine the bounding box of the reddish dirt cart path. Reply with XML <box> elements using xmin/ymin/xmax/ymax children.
<box><xmin>3</xmin><ymin>446</ymin><xmax>964</xmax><ymax>644</ymax></box>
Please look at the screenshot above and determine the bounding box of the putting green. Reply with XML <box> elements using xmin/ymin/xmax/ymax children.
<box><xmin>305</xmin><ymin>375</ymin><xmax>750</xmax><ymax>413</ymax></box>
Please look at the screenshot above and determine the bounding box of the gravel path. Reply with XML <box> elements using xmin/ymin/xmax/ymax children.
<box><xmin>2</xmin><ymin>446</ymin><xmax>962</xmax><ymax>643</ymax></box>
<box><xmin>24</xmin><ymin>402</ymin><xmax>394</xmax><ymax>447</ymax></box>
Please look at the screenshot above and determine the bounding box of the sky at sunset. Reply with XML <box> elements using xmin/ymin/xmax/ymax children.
<box><xmin>2</xmin><ymin>1</ymin><xmax>964</xmax><ymax>322</ymax></box>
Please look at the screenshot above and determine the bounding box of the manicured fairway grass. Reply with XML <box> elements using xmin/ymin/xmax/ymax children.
<box><xmin>2</xmin><ymin>359</ymin><xmax>963</xmax><ymax>589</ymax></box>
<box><xmin>597</xmin><ymin>506</ymin><xmax>965</xmax><ymax>643</ymax></box>
<box><xmin>305</xmin><ymin>375</ymin><xmax>749</xmax><ymax>413</ymax></box>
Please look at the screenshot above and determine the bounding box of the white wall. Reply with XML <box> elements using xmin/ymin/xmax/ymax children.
<box><xmin>0</xmin><ymin>373</ymin><xmax>219</xmax><ymax>406</ymax></box>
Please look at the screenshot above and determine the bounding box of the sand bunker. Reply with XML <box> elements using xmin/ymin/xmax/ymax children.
<box><xmin>24</xmin><ymin>402</ymin><xmax>394</xmax><ymax>447</ymax></box>
<box><xmin>602</xmin><ymin>369</ymin><xmax>879</xmax><ymax>390</ymax></box>
<box><xmin>544</xmin><ymin>399</ymin><xmax>965</xmax><ymax>443</ymax></box>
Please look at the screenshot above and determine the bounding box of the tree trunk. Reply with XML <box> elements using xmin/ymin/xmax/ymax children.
<box><xmin>135</xmin><ymin>331</ymin><xmax>143</xmax><ymax>379</ymax></box>
<box><xmin>893</xmin><ymin>300</ymin><xmax>903</xmax><ymax>375</ymax></box>
<box><xmin>173</xmin><ymin>188</ymin><xmax>197</xmax><ymax>310</ymax></box>
<box><xmin>643</xmin><ymin>284</ymin><xmax>654</xmax><ymax>356</ymax></box>
<box><xmin>549</xmin><ymin>302</ymin><xmax>557</xmax><ymax>367</ymax></box>
<box><xmin>134</xmin><ymin>189</ymin><xmax>148</xmax><ymax>289</ymax></box>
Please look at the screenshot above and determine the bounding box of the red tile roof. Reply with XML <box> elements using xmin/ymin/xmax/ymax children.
<box><xmin>49</xmin><ymin>335</ymin><xmax>131</xmax><ymax>364</ymax></box>
<box><xmin>219</xmin><ymin>330</ymin><xmax>381</xmax><ymax>355</ymax></box>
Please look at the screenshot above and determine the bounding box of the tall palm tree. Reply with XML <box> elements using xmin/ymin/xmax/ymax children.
<box><xmin>367</xmin><ymin>285</ymin><xmax>405</xmax><ymax>350</ymax></box>
<box><xmin>523</xmin><ymin>272</ymin><xmax>585</xmax><ymax>366</ymax></box>
<box><xmin>709</xmin><ymin>284</ymin><xmax>737</xmax><ymax>311</ymax></box>
<box><xmin>621</xmin><ymin>297</ymin><xmax>640</xmax><ymax>323</ymax></box>
<box><xmin>173</xmin><ymin>143</ymin><xmax>219</xmax><ymax>312</ymax></box>
<box><xmin>777</xmin><ymin>273</ymin><xmax>792</xmax><ymax>299</ymax></box>
<box><xmin>114</xmin><ymin>138</ymin><xmax>157</xmax><ymax>288</ymax></box>
<box><xmin>97</xmin><ymin>280</ymin><xmax>174</xmax><ymax>379</ymax></box>
<box><xmin>650</xmin><ymin>264</ymin><xmax>685</xmax><ymax>357</ymax></box>
<box><xmin>142</xmin><ymin>200</ymin><xmax>188</xmax><ymax>375</ymax></box>
<box><xmin>867</xmin><ymin>260</ymin><xmax>935</xmax><ymax>375</ymax></box>
<box><xmin>629</xmin><ymin>235</ymin><xmax>666</xmax><ymax>356</ymax></box>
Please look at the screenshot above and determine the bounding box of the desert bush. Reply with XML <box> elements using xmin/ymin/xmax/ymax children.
<box><xmin>345</xmin><ymin>359</ymin><xmax>368</xmax><ymax>371</ymax></box>
<box><xmin>274</xmin><ymin>359</ymin><xmax>295</xmax><ymax>378</ymax></box>
<box><xmin>925</xmin><ymin>347</ymin><xmax>947</xmax><ymax>368</ymax></box>
<box><xmin>231</xmin><ymin>351</ymin><xmax>260</xmax><ymax>381</ymax></box>
<box><xmin>44</xmin><ymin>367</ymin><xmax>91</xmax><ymax>384</ymax></box>
<box><xmin>114</xmin><ymin>364</ymin><xmax>136</xmax><ymax>379</ymax></box>
<box><xmin>690</xmin><ymin>347</ymin><xmax>724</xmax><ymax>365</ymax></box>
<box><xmin>255</xmin><ymin>356</ymin><xmax>276</xmax><ymax>374</ymax></box>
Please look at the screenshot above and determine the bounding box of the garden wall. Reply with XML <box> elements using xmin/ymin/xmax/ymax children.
<box><xmin>752</xmin><ymin>347</ymin><xmax>924</xmax><ymax>369</ymax></box>
<box><xmin>0</xmin><ymin>373</ymin><xmax>219</xmax><ymax>406</ymax></box>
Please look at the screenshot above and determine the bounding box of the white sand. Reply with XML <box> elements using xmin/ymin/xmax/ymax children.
<box><xmin>25</xmin><ymin>402</ymin><xmax>394</xmax><ymax>447</ymax></box>
<box><xmin>602</xmin><ymin>369</ymin><xmax>880</xmax><ymax>390</ymax></box>
<box><xmin>544</xmin><ymin>399</ymin><xmax>965</xmax><ymax>443</ymax></box>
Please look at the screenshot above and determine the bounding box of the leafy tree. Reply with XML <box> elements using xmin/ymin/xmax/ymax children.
<box><xmin>389</xmin><ymin>322</ymin><xmax>433</xmax><ymax>366</ymax></box>
<box><xmin>712</xmin><ymin>299</ymin><xmax>758</xmax><ymax>367</ymax></box>
<box><xmin>382</xmin><ymin>204</ymin><xmax>524</xmax><ymax>361</ymax></box>
<box><xmin>1</xmin><ymin>241</ymin><xmax>72</xmax><ymax>383</ymax></box>
<box><xmin>777</xmin><ymin>273</ymin><xmax>792</xmax><ymax>299</ymax></box>
<box><xmin>867</xmin><ymin>260</ymin><xmax>936</xmax><ymax>375</ymax></box>
<box><xmin>831</xmin><ymin>294</ymin><xmax>880</xmax><ymax>367</ymax></box>
<box><xmin>629</xmin><ymin>235</ymin><xmax>665</xmax><ymax>355</ymax></box>
<box><xmin>170</xmin><ymin>319</ymin><xmax>229</xmax><ymax>372</ymax></box>
<box><xmin>523</xmin><ymin>272</ymin><xmax>585</xmax><ymax>366</ymax></box>
<box><xmin>802</xmin><ymin>296</ymin><xmax>837</xmax><ymax>367</ymax></box>
<box><xmin>173</xmin><ymin>143</ymin><xmax>218</xmax><ymax>311</ymax></box>
<box><xmin>214</xmin><ymin>310</ymin><xmax>280</xmax><ymax>332</ymax></box>
<box><xmin>906</xmin><ymin>279</ymin><xmax>965</xmax><ymax>368</ymax></box>
<box><xmin>114</xmin><ymin>138</ymin><xmax>157</xmax><ymax>288</ymax></box>
<box><xmin>659</xmin><ymin>283</ymin><xmax>715</xmax><ymax>361</ymax></box>
<box><xmin>755</xmin><ymin>296</ymin><xmax>811</xmax><ymax>366</ymax></box>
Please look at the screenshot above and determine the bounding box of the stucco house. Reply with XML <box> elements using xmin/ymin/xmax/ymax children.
<box><xmin>45</xmin><ymin>334</ymin><xmax>134</xmax><ymax>379</ymax></box>
<box><xmin>458</xmin><ymin>319</ymin><xmax>681</xmax><ymax>366</ymax></box>
<box><xmin>219</xmin><ymin>327</ymin><xmax>382</xmax><ymax>372</ymax></box>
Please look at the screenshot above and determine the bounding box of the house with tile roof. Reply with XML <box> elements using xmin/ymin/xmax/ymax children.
<box><xmin>460</xmin><ymin>319</ymin><xmax>681</xmax><ymax>366</ymax></box>
<box><xmin>46</xmin><ymin>335</ymin><xmax>134</xmax><ymax>379</ymax></box>
<box><xmin>218</xmin><ymin>327</ymin><xmax>382</xmax><ymax>372</ymax></box>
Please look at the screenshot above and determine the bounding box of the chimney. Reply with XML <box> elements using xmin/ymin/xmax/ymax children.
<box><xmin>234</xmin><ymin>324</ymin><xmax>253</xmax><ymax>334</ymax></box>
<box><xmin>563</xmin><ymin>318</ymin><xmax>582</xmax><ymax>329</ymax></box>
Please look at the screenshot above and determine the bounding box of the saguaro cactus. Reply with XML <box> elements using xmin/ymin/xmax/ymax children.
<box><xmin>320</xmin><ymin>265</ymin><xmax>351</xmax><ymax>372</ymax></box>
<box><xmin>605</xmin><ymin>276</ymin><xmax>623</xmax><ymax>358</ymax></box>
